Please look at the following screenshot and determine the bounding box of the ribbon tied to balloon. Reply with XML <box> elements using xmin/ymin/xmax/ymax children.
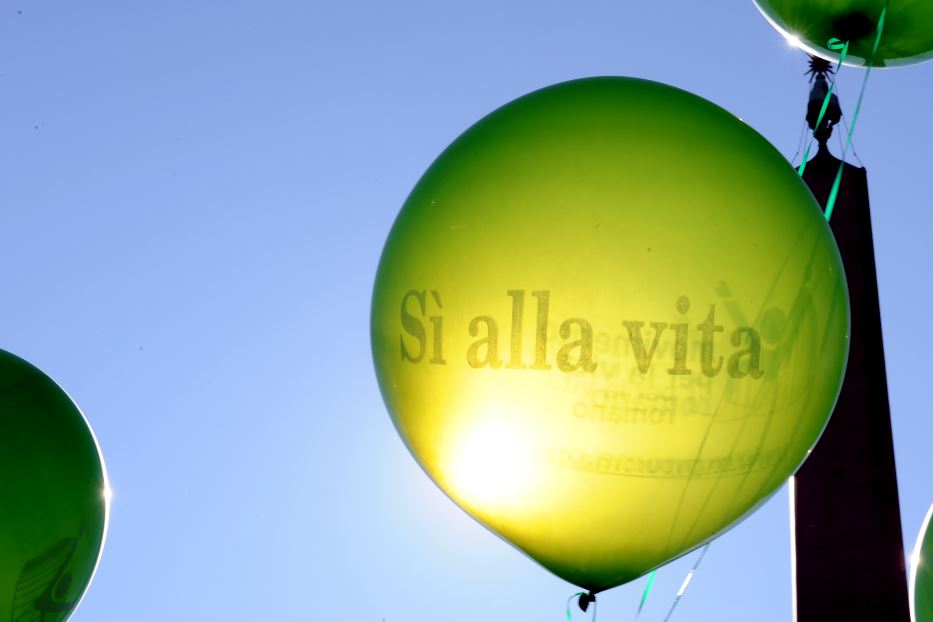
<box><xmin>372</xmin><ymin>77</ymin><xmax>849</xmax><ymax>592</ymax></box>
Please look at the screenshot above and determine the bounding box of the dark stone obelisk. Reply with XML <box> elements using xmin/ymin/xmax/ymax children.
<box><xmin>792</xmin><ymin>62</ymin><xmax>910</xmax><ymax>620</ymax></box>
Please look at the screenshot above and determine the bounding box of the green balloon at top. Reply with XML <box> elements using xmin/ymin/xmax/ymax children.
<box><xmin>754</xmin><ymin>0</ymin><xmax>933</xmax><ymax>67</ymax></box>
<box><xmin>0</xmin><ymin>350</ymin><xmax>108</xmax><ymax>621</ymax></box>
<box><xmin>913</xmin><ymin>503</ymin><xmax>933</xmax><ymax>622</ymax></box>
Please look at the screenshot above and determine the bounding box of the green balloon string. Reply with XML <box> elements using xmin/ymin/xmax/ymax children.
<box><xmin>661</xmin><ymin>543</ymin><xmax>711</xmax><ymax>622</ymax></box>
<box><xmin>566</xmin><ymin>592</ymin><xmax>584</xmax><ymax>622</ymax></box>
<box><xmin>823</xmin><ymin>3</ymin><xmax>887</xmax><ymax>222</ymax></box>
<box><xmin>634</xmin><ymin>570</ymin><xmax>657</xmax><ymax>620</ymax></box>
<box><xmin>796</xmin><ymin>39</ymin><xmax>848</xmax><ymax>178</ymax></box>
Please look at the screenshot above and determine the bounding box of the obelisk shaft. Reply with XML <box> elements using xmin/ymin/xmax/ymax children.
<box><xmin>793</xmin><ymin>147</ymin><xmax>910</xmax><ymax>621</ymax></box>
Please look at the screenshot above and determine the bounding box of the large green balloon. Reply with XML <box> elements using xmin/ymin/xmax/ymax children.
<box><xmin>913</xmin><ymin>503</ymin><xmax>933</xmax><ymax>622</ymax></box>
<box><xmin>754</xmin><ymin>0</ymin><xmax>933</xmax><ymax>67</ymax></box>
<box><xmin>0</xmin><ymin>350</ymin><xmax>108</xmax><ymax>621</ymax></box>
<box><xmin>371</xmin><ymin>77</ymin><xmax>849</xmax><ymax>592</ymax></box>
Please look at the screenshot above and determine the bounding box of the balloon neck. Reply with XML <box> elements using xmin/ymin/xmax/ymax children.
<box><xmin>578</xmin><ymin>591</ymin><xmax>596</xmax><ymax>612</ymax></box>
<box><xmin>831</xmin><ymin>11</ymin><xmax>875</xmax><ymax>45</ymax></box>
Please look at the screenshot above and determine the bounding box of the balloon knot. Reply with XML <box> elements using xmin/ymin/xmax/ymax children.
<box><xmin>578</xmin><ymin>592</ymin><xmax>596</xmax><ymax>612</ymax></box>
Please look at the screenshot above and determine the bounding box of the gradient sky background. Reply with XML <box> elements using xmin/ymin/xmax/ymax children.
<box><xmin>2</xmin><ymin>1</ymin><xmax>933</xmax><ymax>620</ymax></box>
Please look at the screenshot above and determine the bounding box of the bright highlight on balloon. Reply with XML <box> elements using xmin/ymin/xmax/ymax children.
<box><xmin>911</xmin><ymin>503</ymin><xmax>933</xmax><ymax>622</ymax></box>
<box><xmin>786</xmin><ymin>34</ymin><xmax>803</xmax><ymax>49</ymax></box>
<box><xmin>446</xmin><ymin>416</ymin><xmax>535</xmax><ymax>509</ymax></box>
<box><xmin>372</xmin><ymin>77</ymin><xmax>849</xmax><ymax>593</ymax></box>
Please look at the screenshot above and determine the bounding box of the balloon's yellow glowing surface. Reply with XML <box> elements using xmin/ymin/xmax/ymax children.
<box><xmin>371</xmin><ymin>77</ymin><xmax>850</xmax><ymax>592</ymax></box>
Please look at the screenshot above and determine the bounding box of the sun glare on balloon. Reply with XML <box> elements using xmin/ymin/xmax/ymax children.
<box><xmin>445</xmin><ymin>416</ymin><xmax>536</xmax><ymax>511</ymax></box>
<box><xmin>786</xmin><ymin>34</ymin><xmax>803</xmax><ymax>49</ymax></box>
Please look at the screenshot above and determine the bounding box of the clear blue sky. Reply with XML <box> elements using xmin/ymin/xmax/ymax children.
<box><xmin>2</xmin><ymin>1</ymin><xmax>932</xmax><ymax>620</ymax></box>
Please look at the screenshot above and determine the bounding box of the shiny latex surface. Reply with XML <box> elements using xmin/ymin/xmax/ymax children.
<box><xmin>371</xmin><ymin>77</ymin><xmax>850</xmax><ymax>592</ymax></box>
<box><xmin>0</xmin><ymin>350</ymin><xmax>107</xmax><ymax>621</ymax></box>
<box><xmin>754</xmin><ymin>0</ymin><xmax>933</xmax><ymax>67</ymax></box>
<box><xmin>913</xmin><ymin>504</ymin><xmax>933</xmax><ymax>622</ymax></box>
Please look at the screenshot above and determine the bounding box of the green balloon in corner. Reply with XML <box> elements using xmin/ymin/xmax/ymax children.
<box><xmin>754</xmin><ymin>0</ymin><xmax>933</xmax><ymax>67</ymax></box>
<box><xmin>913</xmin><ymin>503</ymin><xmax>933</xmax><ymax>622</ymax></box>
<box><xmin>0</xmin><ymin>350</ymin><xmax>108</xmax><ymax>621</ymax></box>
